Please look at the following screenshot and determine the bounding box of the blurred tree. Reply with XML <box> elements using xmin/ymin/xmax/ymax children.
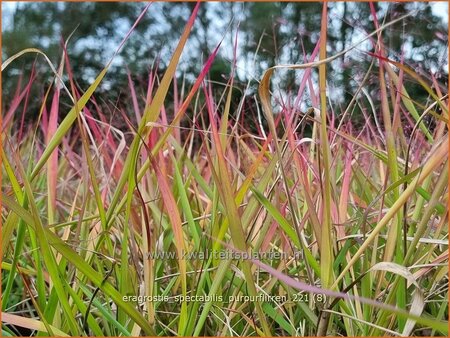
<box><xmin>2</xmin><ymin>2</ymin><xmax>447</xmax><ymax>124</ymax></box>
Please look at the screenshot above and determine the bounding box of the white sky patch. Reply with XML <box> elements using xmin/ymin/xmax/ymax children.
<box><xmin>431</xmin><ymin>1</ymin><xmax>448</xmax><ymax>24</ymax></box>
<box><xmin>2</xmin><ymin>2</ymin><xmax>17</xmax><ymax>31</ymax></box>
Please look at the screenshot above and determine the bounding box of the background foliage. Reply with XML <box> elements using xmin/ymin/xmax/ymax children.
<box><xmin>2</xmin><ymin>2</ymin><xmax>448</xmax><ymax>122</ymax></box>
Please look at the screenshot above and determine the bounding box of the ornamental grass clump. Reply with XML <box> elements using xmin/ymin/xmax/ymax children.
<box><xmin>2</xmin><ymin>2</ymin><xmax>448</xmax><ymax>337</ymax></box>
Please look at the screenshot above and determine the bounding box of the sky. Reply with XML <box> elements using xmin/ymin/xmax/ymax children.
<box><xmin>431</xmin><ymin>1</ymin><xmax>449</xmax><ymax>23</ymax></box>
<box><xmin>2</xmin><ymin>1</ymin><xmax>449</xmax><ymax>29</ymax></box>
<box><xmin>2</xmin><ymin>2</ymin><xmax>448</xmax><ymax>88</ymax></box>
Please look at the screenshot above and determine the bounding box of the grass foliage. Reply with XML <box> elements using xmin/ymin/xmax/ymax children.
<box><xmin>2</xmin><ymin>3</ymin><xmax>448</xmax><ymax>336</ymax></box>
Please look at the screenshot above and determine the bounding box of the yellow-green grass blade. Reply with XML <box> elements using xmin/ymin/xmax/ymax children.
<box><xmin>1</xmin><ymin>149</ymin><xmax>24</xmax><ymax>202</ymax></box>
<box><xmin>1</xmin><ymin>149</ymin><xmax>28</xmax><ymax>308</ymax></box>
<box><xmin>150</xmin><ymin>153</ymin><xmax>189</xmax><ymax>335</ymax></box>
<box><xmin>1</xmin><ymin>150</ymin><xmax>29</xmax><ymax>311</ymax></box>
<box><xmin>1</xmin><ymin>313</ymin><xmax>69</xmax><ymax>337</ymax></box>
<box><xmin>117</xmin><ymin>132</ymin><xmax>138</xmax><ymax>326</ymax></box>
<box><xmin>27</xmin><ymin>6</ymin><xmax>150</xmax><ymax>181</ymax></box>
<box><xmin>256</xmin><ymin>17</ymin><xmax>416</xmax><ymax>292</ymax></box>
<box><xmin>249</xmin><ymin>186</ymin><xmax>320</xmax><ymax>276</ymax></box>
<box><xmin>2</xmin><ymin>194</ymin><xmax>156</xmax><ymax>335</ymax></box>
<box><xmin>63</xmin><ymin>285</ymin><xmax>103</xmax><ymax>336</ymax></box>
<box><xmin>106</xmin><ymin>3</ymin><xmax>201</xmax><ymax>224</ymax></box>
<box><xmin>383</xmin><ymin>64</ymin><xmax>433</xmax><ymax>141</ymax></box>
<box><xmin>318</xmin><ymin>3</ymin><xmax>334</xmax><ymax>289</ymax></box>
<box><xmin>368</xmin><ymin>53</ymin><xmax>448</xmax><ymax>116</ymax></box>
<box><xmin>171</xmin><ymin>154</ymin><xmax>201</xmax><ymax>250</ymax></box>
<box><xmin>404</xmin><ymin>162</ymin><xmax>448</xmax><ymax>264</ymax></box>
<box><xmin>262</xmin><ymin>303</ymin><xmax>295</xmax><ymax>335</ymax></box>
<box><xmin>222</xmin><ymin>238</ymin><xmax>448</xmax><ymax>334</ymax></box>
<box><xmin>69</xmin><ymin>82</ymin><xmax>108</xmax><ymax>231</ymax></box>
<box><xmin>30</xmin><ymin>67</ymin><xmax>106</xmax><ymax>181</ymax></box>
<box><xmin>13</xmin><ymin>155</ymin><xmax>80</xmax><ymax>334</ymax></box>
<box><xmin>331</xmin><ymin>135</ymin><xmax>448</xmax><ymax>289</ymax></box>
<box><xmin>76</xmin><ymin>284</ymin><xmax>131</xmax><ymax>336</ymax></box>
<box><xmin>208</xmin><ymin>136</ymin><xmax>271</xmax><ymax>335</ymax></box>
<box><xmin>378</xmin><ymin>54</ymin><xmax>405</xmax><ymax>327</ymax></box>
<box><xmin>193</xmin><ymin>258</ymin><xmax>232</xmax><ymax>336</ymax></box>
<box><xmin>370</xmin><ymin>262</ymin><xmax>425</xmax><ymax>336</ymax></box>
<box><xmin>1</xmin><ymin>262</ymin><xmax>35</xmax><ymax>276</ymax></box>
<box><xmin>249</xmin><ymin>187</ymin><xmax>300</xmax><ymax>248</ymax></box>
